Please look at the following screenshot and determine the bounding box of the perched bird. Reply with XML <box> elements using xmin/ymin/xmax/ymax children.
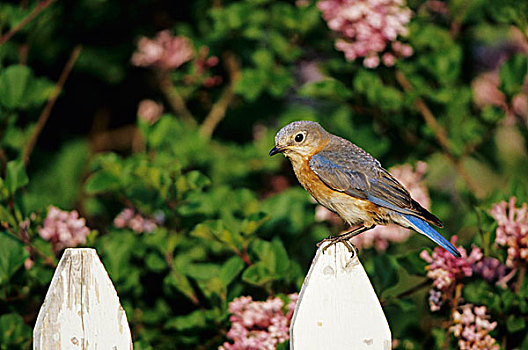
<box><xmin>269</xmin><ymin>121</ymin><xmax>460</xmax><ymax>257</ymax></box>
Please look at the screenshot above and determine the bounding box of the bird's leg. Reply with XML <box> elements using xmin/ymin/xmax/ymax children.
<box><xmin>317</xmin><ymin>225</ymin><xmax>376</xmax><ymax>256</ymax></box>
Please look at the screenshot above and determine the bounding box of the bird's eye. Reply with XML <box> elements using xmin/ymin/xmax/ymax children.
<box><xmin>295</xmin><ymin>133</ymin><xmax>304</xmax><ymax>142</ymax></box>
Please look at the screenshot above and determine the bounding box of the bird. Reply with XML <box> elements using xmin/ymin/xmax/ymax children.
<box><xmin>269</xmin><ymin>120</ymin><xmax>461</xmax><ymax>257</ymax></box>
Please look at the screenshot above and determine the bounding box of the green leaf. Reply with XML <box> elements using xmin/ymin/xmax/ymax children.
<box><xmin>397</xmin><ymin>253</ymin><xmax>427</xmax><ymax>276</ymax></box>
<box><xmin>25</xmin><ymin>140</ymin><xmax>90</xmax><ymax>212</ymax></box>
<box><xmin>0</xmin><ymin>232</ymin><xmax>28</xmax><ymax>286</ymax></box>
<box><xmin>5</xmin><ymin>160</ymin><xmax>29</xmax><ymax>194</ymax></box>
<box><xmin>165</xmin><ymin>268</ymin><xmax>198</xmax><ymax>303</ymax></box>
<box><xmin>165</xmin><ymin>310</ymin><xmax>207</xmax><ymax>331</ymax></box>
<box><xmin>242</xmin><ymin>262</ymin><xmax>274</xmax><ymax>286</ymax></box>
<box><xmin>392</xmin><ymin>298</ymin><xmax>416</xmax><ymax>312</ymax></box>
<box><xmin>270</xmin><ymin>238</ymin><xmax>289</xmax><ymax>276</ymax></box>
<box><xmin>24</xmin><ymin>77</ymin><xmax>56</xmax><ymax>105</ymax></box>
<box><xmin>370</xmin><ymin>254</ymin><xmax>399</xmax><ymax>291</ymax></box>
<box><xmin>0</xmin><ymin>205</ymin><xmax>16</xmax><ymax>228</ymax></box>
<box><xmin>252</xmin><ymin>50</ymin><xmax>274</xmax><ymax>68</ymax></box>
<box><xmin>298</xmin><ymin>79</ymin><xmax>353</xmax><ymax>102</ymax></box>
<box><xmin>185</xmin><ymin>171</ymin><xmax>211</xmax><ymax>190</ymax></box>
<box><xmin>145</xmin><ymin>252</ymin><xmax>167</xmax><ymax>272</ymax></box>
<box><xmin>235</xmin><ymin>68</ymin><xmax>267</xmax><ymax>101</ymax></box>
<box><xmin>0</xmin><ymin>313</ymin><xmax>31</xmax><ymax>348</ymax></box>
<box><xmin>242</xmin><ymin>238</ymin><xmax>290</xmax><ymax>286</ymax></box>
<box><xmin>499</xmin><ymin>54</ymin><xmax>528</xmax><ymax>96</ymax></box>
<box><xmin>219</xmin><ymin>256</ymin><xmax>244</xmax><ymax>287</ymax></box>
<box><xmin>506</xmin><ymin>314</ymin><xmax>526</xmax><ymax>333</ymax></box>
<box><xmin>0</xmin><ymin>65</ymin><xmax>31</xmax><ymax>109</ymax></box>
<box><xmin>84</xmin><ymin>171</ymin><xmax>122</xmax><ymax>194</ymax></box>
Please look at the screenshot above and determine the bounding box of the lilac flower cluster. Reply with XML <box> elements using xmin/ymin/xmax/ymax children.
<box><xmin>190</xmin><ymin>46</ymin><xmax>222</xmax><ymax>88</ymax></box>
<box><xmin>420</xmin><ymin>236</ymin><xmax>483</xmax><ymax>311</ymax></box>
<box><xmin>39</xmin><ymin>206</ymin><xmax>90</xmax><ymax>251</ymax></box>
<box><xmin>490</xmin><ymin>197</ymin><xmax>528</xmax><ymax>268</ymax></box>
<box><xmin>219</xmin><ymin>294</ymin><xmax>298</xmax><ymax>350</ymax></box>
<box><xmin>450</xmin><ymin>304</ymin><xmax>499</xmax><ymax>350</ymax></box>
<box><xmin>131</xmin><ymin>31</ymin><xmax>194</xmax><ymax>70</ymax></box>
<box><xmin>317</xmin><ymin>0</ymin><xmax>413</xmax><ymax>68</ymax></box>
<box><xmin>113</xmin><ymin>208</ymin><xmax>160</xmax><ymax>234</ymax></box>
<box><xmin>132</xmin><ymin>31</ymin><xmax>221</xmax><ymax>88</ymax></box>
<box><xmin>472</xmin><ymin>257</ymin><xmax>514</xmax><ymax>288</ymax></box>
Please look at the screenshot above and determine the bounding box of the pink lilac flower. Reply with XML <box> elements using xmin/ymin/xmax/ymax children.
<box><xmin>39</xmin><ymin>206</ymin><xmax>90</xmax><ymax>252</ymax></box>
<box><xmin>131</xmin><ymin>31</ymin><xmax>194</xmax><ymax>70</ymax></box>
<box><xmin>219</xmin><ymin>294</ymin><xmax>298</xmax><ymax>350</ymax></box>
<box><xmin>428</xmin><ymin>289</ymin><xmax>443</xmax><ymax>312</ymax></box>
<box><xmin>317</xmin><ymin>0</ymin><xmax>413</xmax><ymax>68</ymax></box>
<box><xmin>420</xmin><ymin>236</ymin><xmax>483</xmax><ymax>311</ymax></box>
<box><xmin>450</xmin><ymin>304</ymin><xmax>499</xmax><ymax>350</ymax></box>
<box><xmin>425</xmin><ymin>0</ymin><xmax>450</xmax><ymax>15</ymax></box>
<box><xmin>472</xmin><ymin>256</ymin><xmax>515</xmax><ymax>288</ymax></box>
<box><xmin>114</xmin><ymin>208</ymin><xmax>160</xmax><ymax>234</ymax></box>
<box><xmin>490</xmin><ymin>197</ymin><xmax>528</xmax><ymax>268</ymax></box>
<box><xmin>352</xmin><ymin>161</ymin><xmax>430</xmax><ymax>251</ymax></box>
<box><xmin>183</xmin><ymin>46</ymin><xmax>222</xmax><ymax>88</ymax></box>
<box><xmin>137</xmin><ymin>99</ymin><xmax>163</xmax><ymax>124</ymax></box>
<box><xmin>24</xmin><ymin>257</ymin><xmax>34</xmax><ymax>270</ymax></box>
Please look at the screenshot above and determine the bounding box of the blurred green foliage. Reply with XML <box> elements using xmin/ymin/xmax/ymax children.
<box><xmin>0</xmin><ymin>0</ymin><xmax>528</xmax><ymax>349</ymax></box>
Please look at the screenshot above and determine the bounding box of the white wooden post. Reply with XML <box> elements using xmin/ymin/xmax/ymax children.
<box><xmin>290</xmin><ymin>242</ymin><xmax>391</xmax><ymax>349</ymax></box>
<box><xmin>33</xmin><ymin>248</ymin><xmax>132</xmax><ymax>349</ymax></box>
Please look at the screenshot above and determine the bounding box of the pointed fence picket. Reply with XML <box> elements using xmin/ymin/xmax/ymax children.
<box><xmin>290</xmin><ymin>241</ymin><xmax>391</xmax><ymax>350</ymax></box>
<box><xmin>33</xmin><ymin>244</ymin><xmax>390</xmax><ymax>349</ymax></box>
<box><xmin>33</xmin><ymin>248</ymin><xmax>132</xmax><ymax>349</ymax></box>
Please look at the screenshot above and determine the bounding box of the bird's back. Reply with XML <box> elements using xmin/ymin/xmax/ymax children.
<box><xmin>311</xmin><ymin>135</ymin><xmax>443</xmax><ymax>228</ymax></box>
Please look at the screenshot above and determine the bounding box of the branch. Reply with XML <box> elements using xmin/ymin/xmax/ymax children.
<box><xmin>1</xmin><ymin>222</ymin><xmax>56</xmax><ymax>268</ymax></box>
<box><xmin>158</xmin><ymin>71</ymin><xmax>197</xmax><ymax>126</ymax></box>
<box><xmin>515</xmin><ymin>264</ymin><xmax>525</xmax><ymax>294</ymax></box>
<box><xmin>0</xmin><ymin>0</ymin><xmax>56</xmax><ymax>46</ymax></box>
<box><xmin>200</xmin><ymin>52</ymin><xmax>240</xmax><ymax>138</ymax></box>
<box><xmin>394</xmin><ymin>279</ymin><xmax>430</xmax><ymax>300</ymax></box>
<box><xmin>395</xmin><ymin>70</ymin><xmax>484</xmax><ymax>197</ymax></box>
<box><xmin>23</xmin><ymin>45</ymin><xmax>82</xmax><ymax>165</ymax></box>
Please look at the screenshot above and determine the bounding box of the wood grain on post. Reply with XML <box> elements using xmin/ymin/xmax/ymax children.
<box><xmin>290</xmin><ymin>242</ymin><xmax>391</xmax><ymax>350</ymax></box>
<box><xmin>33</xmin><ymin>248</ymin><xmax>132</xmax><ymax>349</ymax></box>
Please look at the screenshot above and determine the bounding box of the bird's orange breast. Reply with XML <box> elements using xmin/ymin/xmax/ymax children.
<box><xmin>289</xmin><ymin>156</ymin><xmax>387</xmax><ymax>227</ymax></box>
<box><xmin>293</xmin><ymin>158</ymin><xmax>335</xmax><ymax>199</ymax></box>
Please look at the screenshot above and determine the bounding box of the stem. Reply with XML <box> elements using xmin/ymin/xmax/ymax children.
<box><xmin>395</xmin><ymin>70</ymin><xmax>483</xmax><ymax>197</ymax></box>
<box><xmin>158</xmin><ymin>71</ymin><xmax>196</xmax><ymax>126</ymax></box>
<box><xmin>394</xmin><ymin>279</ymin><xmax>430</xmax><ymax>299</ymax></box>
<box><xmin>200</xmin><ymin>52</ymin><xmax>240</xmax><ymax>139</ymax></box>
<box><xmin>515</xmin><ymin>264</ymin><xmax>525</xmax><ymax>294</ymax></box>
<box><xmin>1</xmin><ymin>223</ymin><xmax>56</xmax><ymax>267</ymax></box>
<box><xmin>449</xmin><ymin>0</ymin><xmax>472</xmax><ymax>37</ymax></box>
<box><xmin>443</xmin><ymin>283</ymin><xmax>463</xmax><ymax>350</ymax></box>
<box><xmin>23</xmin><ymin>45</ymin><xmax>82</xmax><ymax>165</ymax></box>
<box><xmin>0</xmin><ymin>0</ymin><xmax>56</xmax><ymax>46</ymax></box>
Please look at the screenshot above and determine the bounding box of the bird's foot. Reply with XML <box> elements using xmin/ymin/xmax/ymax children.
<box><xmin>317</xmin><ymin>236</ymin><xmax>357</xmax><ymax>257</ymax></box>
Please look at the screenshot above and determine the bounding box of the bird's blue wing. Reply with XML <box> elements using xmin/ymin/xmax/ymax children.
<box><xmin>309</xmin><ymin>151</ymin><xmax>370</xmax><ymax>199</ymax></box>
<box><xmin>309</xmin><ymin>148</ymin><xmax>414</xmax><ymax>212</ymax></box>
<box><xmin>309</xmin><ymin>145</ymin><xmax>442</xmax><ymax>226</ymax></box>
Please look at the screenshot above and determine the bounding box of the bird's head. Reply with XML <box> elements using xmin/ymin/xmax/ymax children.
<box><xmin>269</xmin><ymin>121</ymin><xmax>329</xmax><ymax>159</ymax></box>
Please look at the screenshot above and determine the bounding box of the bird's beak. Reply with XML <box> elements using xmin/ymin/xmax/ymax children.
<box><xmin>269</xmin><ymin>145</ymin><xmax>285</xmax><ymax>156</ymax></box>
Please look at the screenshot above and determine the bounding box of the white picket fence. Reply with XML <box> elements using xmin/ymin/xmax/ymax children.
<box><xmin>290</xmin><ymin>242</ymin><xmax>391</xmax><ymax>349</ymax></box>
<box><xmin>33</xmin><ymin>244</ymin><xmax>390</xmax><ymax>349</ymax></box>
<box><xmin>33</xmin><ymin>248</ymin><xmax>132</xmax><ymax>349</ymax></box>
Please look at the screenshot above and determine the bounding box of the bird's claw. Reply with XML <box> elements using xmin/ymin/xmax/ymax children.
<box><xmin>317</xmin><ymin>236</ymin><xmax>357</xmax><ymax>257</ymax></box>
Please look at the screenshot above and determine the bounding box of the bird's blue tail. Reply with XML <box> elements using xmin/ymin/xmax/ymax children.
<box><xmin>404</xmin><ymin>214</ymin><xmax>461</xmax><ymax>257</ymax></box>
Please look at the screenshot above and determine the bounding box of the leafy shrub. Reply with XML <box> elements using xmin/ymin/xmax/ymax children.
<box><xmin>0</xmin><ymin>0</ymin><xmax>528</xmax><ymax>349</ymax></box>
